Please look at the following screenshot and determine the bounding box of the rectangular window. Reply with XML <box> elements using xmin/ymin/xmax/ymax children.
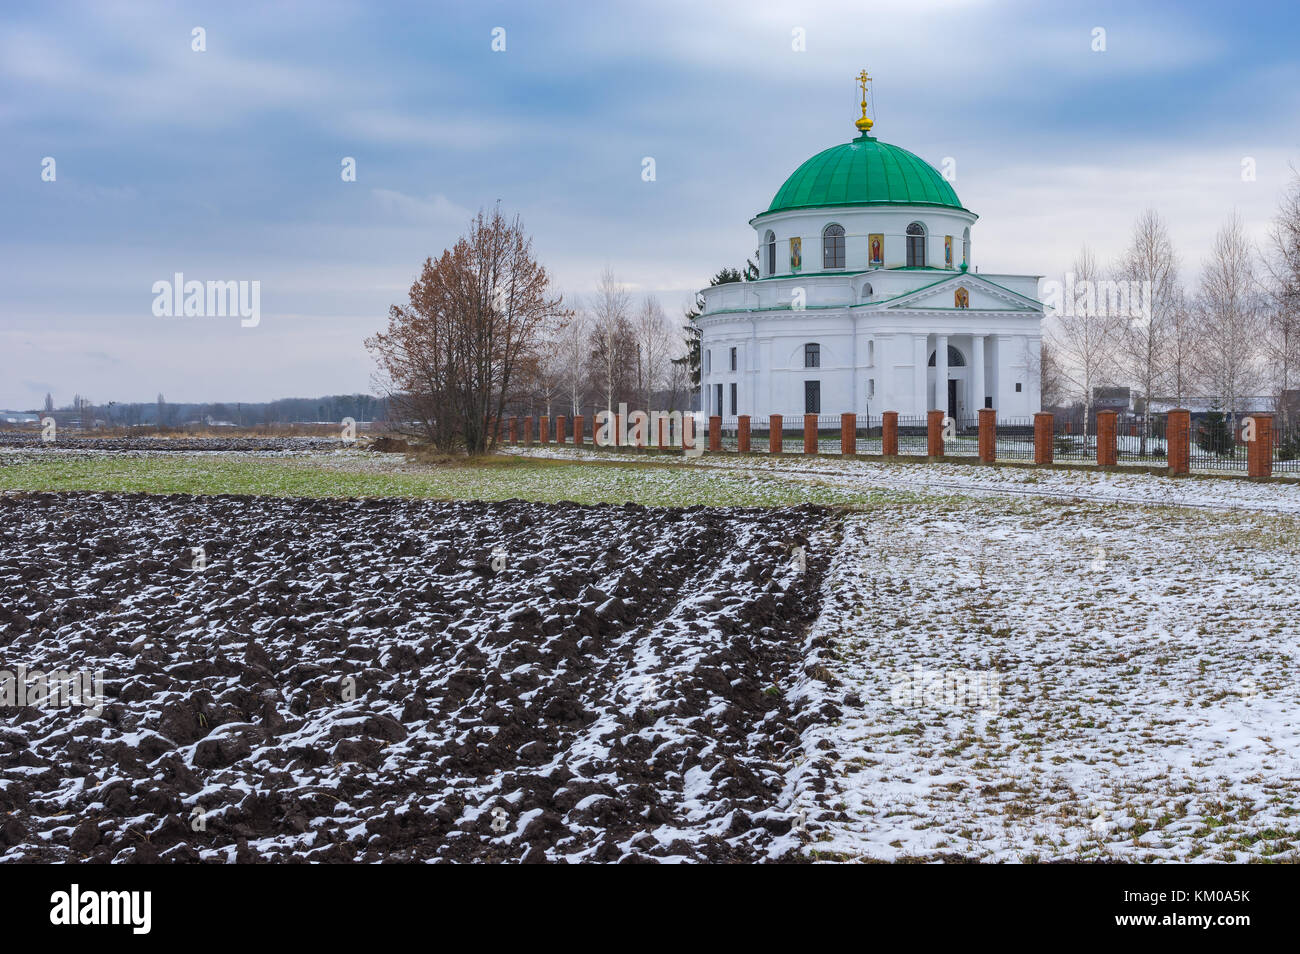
<box><xmin>804</xmin><ymin>343</ymin><xmax>820</xmax><ymax>368</ymax></box>
<box><xmin>705</xmin><ymin>350</ymin><xmax>711</xmax><ymax>373</ymax></box>
<box><xmin>729</xmin><ymin>347</ymin><xmax>737</xmax><ymax>371</ymax></box>
<box><xmin>868</xmin><ymin>378</ymin><xmax>875</xmax><ymax>398</ymax></box>
<box><xmin>804</xmin><ymin>380</ymin><xmax>821</xmax><ymax>414</ymax></box>
<box><xmin>715</xmin><ymin>383</ymin><xmax>723</xmax><ymax>415</ymax></box>
<box><xmin>729</xmin><ymin>382</ymin><xmax>737</xmax><ymax>415</ymax></box>
<box><xmin>1015</xmin><ymin>382</ymin><xmax>1023</xmax><ymax>393</ymax></box>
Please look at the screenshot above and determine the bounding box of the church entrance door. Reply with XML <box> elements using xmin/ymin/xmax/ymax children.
<box><xmin>947</xmin><ymin>379</ymin><xmax>958</xmax><ymax>419</ymax></box>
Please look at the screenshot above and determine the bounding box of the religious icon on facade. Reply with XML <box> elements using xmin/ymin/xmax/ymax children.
<box><xmin>955</xmin><ymin>286</ymin><xmax>970</xmax><ymax>309</ymax></box>
<box><xmin>945</xmin><ymin>235</ymin><xmax>954</xmax><ymax>267</ymax></box>
<box><xmin>790</xmin><ymin>236</ymin><xmax>802</xmax><ymax>271</ymax></box>
<box><xmin>868</xmin><ymin>233</ymin><xmax>883</xmax><ymax>266</ymax></box>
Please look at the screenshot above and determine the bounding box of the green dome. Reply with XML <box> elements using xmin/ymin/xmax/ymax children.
<box><xmin>761</xmin><ymin>135</ymin><xmax>966</xmax><ymax>217</ymax></box>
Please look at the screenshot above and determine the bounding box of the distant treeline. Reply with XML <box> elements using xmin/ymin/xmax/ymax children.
<box><xmin>40</xmin><ymin>393</ymin><xmax>389</xmax><ymax>427</ymax></box>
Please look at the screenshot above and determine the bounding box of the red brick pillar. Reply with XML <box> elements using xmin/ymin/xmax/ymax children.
<box><xmin>1033</xmin><ymin>412</ymin><xmax>1054</xmax><ymax>465</ymax></box>
<box><xmin>555</xmin><ymin>415</ymin><xmax>566</xmax><ymax>444</ymax></box>
<box><xmin>737</xmin><ymin>415</ymin><xmax>751</xmax><ymax>453</ymax></box>
<box><xmin>978</xmin><ymin>407</ymin><xmax>996</xmax><ymax>464</ymax></box>
<box><xmin>803</xmin><ymin>414</ymin><xmax>817</xmax><ymax>454</ymax></box>
<box><xmin>539</xmin><ymin>415</ymin><xmax>549</xmax><ymax>444</ymax></box>
<box><xmin>708</xmin><ymin>415</ymin><xmax>721</xmax><ymax>451</ymax></box>
<box><xmin>769</xmin><ymin>414</ymin><xmax>783</xmax><ymax>454</ymax></box>
<box><xmin>657</xmin><ymin>415</ymin><xmax>667</xmax><ymax>449</ymax></box>
<box><xmin>613</xmin><ymin>413</ymin><xmax>622</xmax><ymax>447</ymax></box>
<box><xmin>1097</xmin><ymin>410</ymin><xmax>1117</xmax><ymax>467</ymax></box>
<box><xmin>1166</xmin><ymin>409</ymin><xmax>1190</xmax><ymax>475</ymax></box>
<box><xmin>509</xmin><ymin>417</ymin><xmax>518</xmax><ymax>445</ymax></box>
<box><xmin>573</xmin><ymin>415</ymin><xmax>584</xmax><ymax>447</ymax></box>
<box><xmin>927</xmin><ymin>409</ymin><xmax>945</xmax><ymax>457</ymax></box>
<box><xmin>522</xmin><ymin>416</ymin><xmax>533</xmax><ymax>445</ymax></box>
<box><xmin>1247</xmin><ymin>413</ymin><xmax>1274</xmax><ymax>478</ymax></box>
<box><xmin>841</xmin><ymin>413</ymin><xmax>856</xmax><ymax>456</ymax></box>
<box><xmin>882</xmin><ymin>411</ymin><xmax>898</xmax><ymax>456</ymax></box>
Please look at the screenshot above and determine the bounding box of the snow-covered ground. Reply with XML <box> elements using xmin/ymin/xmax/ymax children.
<box><xmin>506</xmin><ymin>445</ymin><xmax>1300</xmax><ymax>515</ymax></box>
<box><xmin>776</xmin><ymin>498</ymin><xmax>1300</xmax><ymax>862</ymax></box>
<box><xmin>510</xmin><ymin>447</ymin><xmax>1300</xmax><ymax>861</ymax></box>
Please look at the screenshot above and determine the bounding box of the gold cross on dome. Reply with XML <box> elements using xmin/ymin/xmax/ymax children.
<box><xmin>855</xmin><ymin>69</ymin><xmax>874</xmax><ymax>133</ymax></box>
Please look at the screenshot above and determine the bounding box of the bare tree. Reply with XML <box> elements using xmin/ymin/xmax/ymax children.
<box><xmin>1265</xmin><ymin>165</ymin><xmax>1300</xmax><ymax>433</ymax></box>
<box><xmin>366</xmin><ymin>206</ymin><xmax>568</xmax><ymax>454</ymax></box>
<box><xmin>1115</xmin><ymin>210</ymin><xmax>1179</xmax><ymax>453</ymax></box>
<box><xmin>635</xmin><ymin>294</ymin><xmax>670</xmax><ymax>410</ymax></box>
<box><xmin>1048</xmin><ymin>245</ymin><xmax>1122</xmax><ymax>427</ymax></box>
<box><xmin>557</xmin><ymin>307</ymin><xmax>591</xmax><ymax>416</ymax></box>
<box><xmin>588</xmin><ymin>267</ymin><xmax>635</xmax><ymax>416</ymax></box>
<box><xmin>1037</xmin><ymin>339</ymin><xmax>1067</xmax><ymax>408</ymax></box>
<box><xmin>1192</xmin><ymin>211</ymin><xmax>1266</xmax><ymax>426</ymax></box>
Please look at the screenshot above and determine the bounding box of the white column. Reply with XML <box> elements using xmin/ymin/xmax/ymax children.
<box><xmin>913</xmin><ymin>334</ymin><xmax>928</xmax><ymax>416</ymax></box>
<box><xmin>972</xmin><ymin>334</ymin><xmax>986</xmax><ymax>415</ymax></box>
<box><xmin>934</xmin><ymin>334</ymin><xmax>948</xmax><ymax>412</ymax></box>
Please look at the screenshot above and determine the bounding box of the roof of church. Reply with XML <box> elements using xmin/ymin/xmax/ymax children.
<box><xmin>759</xmin><ymin>135</ymin><xmax>968</xmax><ymax>218</ymax></box>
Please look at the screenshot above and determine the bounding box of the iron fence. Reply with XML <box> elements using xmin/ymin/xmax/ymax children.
<box><xmin>896</xmin><ymin>415</ymin><xmax>930</xmax><ymax>456</ymax></box>
<box><xmin>996</xmin><ymin>417</ymin><xmax>1036</xmax><ymax>461</ymax></box>
<box><xmin>1116</xmin><ymin>413</ymin><xmax>1168</xmax><ymax>466</ymax></box>
<box><xmin>1052</xmin><ymin>418</ymin><xmax>1097</xmax><ymax>463</ymax></box>
<box><xmin>1190</xmin><ymin>416</ymin><xmax>1247</xmax><ymax>473</ymax></box>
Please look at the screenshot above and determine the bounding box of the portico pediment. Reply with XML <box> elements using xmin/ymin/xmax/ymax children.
<box><xmin>874</xmin><ymin>274</ymin><xmax>1042</xmax><ymax>313</ymax></box>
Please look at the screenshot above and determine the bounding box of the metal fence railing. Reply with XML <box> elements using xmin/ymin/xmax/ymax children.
<box><xmin>1052</xmin><ymin>419</ymin><xmax>1097</xmax><ymax>463</ymax></box>
<box><xmin>1116</xmin><ymin>413</ymin><xmax>1169</xmax><ymax>467</ymax></box>
<box><xmin>996</xmin><ymin>417</ymin><xmax>1036</xmax><ymax>461</ymax></box>
<box><xmin>1190</xmin><ymin>416</ymin><xmax>1247</xmax><ymax>473</ymax></box>
<box><xmin>896</xmin><ymin>415</ymin><xmax>930</xmax><ymax>456</ymax></box>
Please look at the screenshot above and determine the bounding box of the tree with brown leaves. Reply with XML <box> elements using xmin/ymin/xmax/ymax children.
<box><xmin>366</xmin><ymin>207</ymin><xmax>569</xmax><ymax>454</ymax></box>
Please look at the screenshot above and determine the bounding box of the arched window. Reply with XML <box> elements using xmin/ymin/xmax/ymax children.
<box><xmin>804</xmin><ymin>343</ymin><xmax>820</xmax><ymax>368</ymax></box>
<box><xmin>860</xmin><ymin>282</ymin><xmax>873</xmax><ymax>301</ymax></box>
<box><xmin>962</xmin><ymin>227</ymin><xmax>970</xmax><ymax>268</ymax></box>
<box><xmin>823</xmin><ymin>224</ymin><xmax>845</xmax><ymax>269</ymax></box>
<box><xmin>764</xmin><ymin>230</ymin><xmax>776</xmax><ymax>276</ymax></box>
<box><xmin>906</xmin><ymin>222</ymin><xmax>927</xmax><ymax>267</ymax></box>
<box><xmin>927</xmin><ymin>345</ymin><xmax>966</xmax><ymax>367</ymax></box>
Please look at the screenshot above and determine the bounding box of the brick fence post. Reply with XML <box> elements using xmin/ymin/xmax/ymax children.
<box><xmin>769</xmin><ymin>414</ymin><xmax>783</xmax><ymax>454</ymax></box>
<box><xmin>737</xmin><ymin>415</ymin><xmax>751</xmax><ymax>453</ymax></box>
<box><xmin>656</xmin><ymin>415</ymin><xmax>667</xmax><ymax>449</ymax></box>
<box><xmin>804</xmin><ymin>414</ymin><xmax>818</xmax><ymax>454</ymax></box>
<box><xmin>978</xmin><ymin>407</ymin><xmax>996</xmax><ymax>464</ymax></box>
<box><xmin>841</xmin><ymin>413</ymin><xmax>856</xmax><ymax>456</ymax></box>
<box><xmin>882</xmin><ymin>411</ymin><xmax>898</xmax><ymax>456</ymax></box>
<box><xmin>1097</xmin><ymin>410</ymin><xmax>1117</xmax><ymax>467</ymax></box>
<box><xmin>927</xmin><ymin>409</ymin><xmax>945</xmax><ymax>458</ymax></box>
<box><xmin>555</xmin><ymin>415</ymin><xmax>566</xmax><ymax>444</ymax></box>
<box><xmin>572</xmin><ymin>415</ymin><xmax>584</xmax><ymax>447</ymax></box>
<box><xmin>539</xmin><ymin>415</ymin><xmax>549</xmax><ymax>444</ymax></box>
<box><xmin>1247</xmin><ymin>413</ymin><xmax>1274</xmax><ymax>478</ymax></box>
<box><xmin>509</xmin><ymin>417</ymin><xmax>518</xmax><ymax>445</ymax></box>
<box><xmin>709</xmin><ymin>415</ymin><xmax>721</xmax><ymax>451</ymax></box>
<box><xmin>1033</xmin><ymin>412</ymin><xmax>1053</xmax><ymax>465</ymax></box>
<box><xmin>1166</xmin><ymin>408</ymin><xmax>1190</xmax><ymax>475</ymax></box>
<box><xmin>524</xmin><ymin>416</ymin><xmax>535</xmax><ymax>445</ymax></box>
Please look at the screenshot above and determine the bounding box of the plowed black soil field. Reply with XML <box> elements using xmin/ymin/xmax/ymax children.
<box><xmin>0</xmin><ymin>493</ymin><xmax>838</xmax><ymax>863</ymax></box>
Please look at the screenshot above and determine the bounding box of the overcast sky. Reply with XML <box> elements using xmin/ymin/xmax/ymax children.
<box><xmin>2</xmin><ymin>0</ymin><xmax>1298</xmax><ymax>408</ymax></box>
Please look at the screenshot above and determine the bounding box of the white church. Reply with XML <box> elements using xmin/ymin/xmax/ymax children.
<box><xmin>697</xmin><ymin>73</ymin><xmax>1044</xmax><ymax>422</ymax></box>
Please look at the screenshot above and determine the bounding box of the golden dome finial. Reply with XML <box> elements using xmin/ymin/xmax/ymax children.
<box><xmin>855</xmin><ymin>68</ymin><xmax>874</xmax><ymax>134</ymax></box>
